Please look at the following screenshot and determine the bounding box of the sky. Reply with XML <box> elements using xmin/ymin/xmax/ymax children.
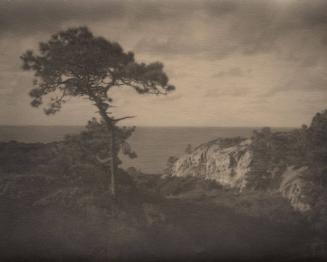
<box><xmin>0</xmin><ymin>0</ymin><xmax>327</xmax><ymax>127</ymax></box>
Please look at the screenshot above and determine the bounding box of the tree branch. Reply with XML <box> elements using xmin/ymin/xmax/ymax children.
<box><xmin>113</xmin><ymin>115</ymin><xmax>135</xmax><ymax>123</ymax></box>
<box><xmin>96</xmin><ymin>154</ymin><xmax>112</xmax><ymax>164</ymax></box>
<box><xmin>119</xmin><ymin>79</ymin><xmax>168</xmax><ymax>95</ymax></box>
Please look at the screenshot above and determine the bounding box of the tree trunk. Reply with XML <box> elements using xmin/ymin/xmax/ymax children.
<box><xmin>109</xmin><ymin>123</ymin><xmax>116</xmax><ymax>198</ymax></box>
<box><xmin>97</xmin><ymin>106</ymin><xmax>117</xmax><ymax>198</ymax></box>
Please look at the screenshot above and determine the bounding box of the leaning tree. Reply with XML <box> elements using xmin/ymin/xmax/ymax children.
<box><xmin>21</xmin><ymin>26</ymin><xmax>175</xmax><ymax>197</ymax></box>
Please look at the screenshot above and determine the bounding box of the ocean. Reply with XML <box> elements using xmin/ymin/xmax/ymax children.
<box><xmin>0</xmin><ymin>126</ymin><xmax>291</xmax><ymax>173</ymax></box>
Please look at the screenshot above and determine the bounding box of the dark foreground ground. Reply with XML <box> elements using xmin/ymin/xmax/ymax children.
<box><xmin>0</xmin><ymin>141</ymin><xmax>326</xmax><ymax>262</ymax></box>
<box><xmin>1</xmin><ymin>172</ymin><xmax>325</xmax><ymax>262</ymax></box>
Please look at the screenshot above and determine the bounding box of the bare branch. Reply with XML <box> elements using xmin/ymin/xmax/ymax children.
<box><xmin>95</xmin><ymin>154</ymin><xmax>112</xmax><ymax>164</ymax></box>
<box><xmin>113</xmin><ymin>116</ymin><xmax>136</xmax><ymax>123</ymax></box>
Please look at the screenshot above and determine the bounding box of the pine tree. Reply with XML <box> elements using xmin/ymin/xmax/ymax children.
<box><xmin>21</xmin><ymin>27</ymin><xmax>175</xmax><ymax>197</ymax></box>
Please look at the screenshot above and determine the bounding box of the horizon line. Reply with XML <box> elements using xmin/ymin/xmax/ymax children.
<box><xmin>0</xmin><ymin>124</ymin><xmax>298</xmax><ymax>129</ymax></box>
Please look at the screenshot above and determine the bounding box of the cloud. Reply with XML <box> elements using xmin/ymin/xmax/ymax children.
<box><xmin>2</xmin><ymin>0</ymin><xmax>327</xmax><ymax>61</ymax></box>
<box><xmin>264</xmin><ymin>65</ymin><xmax>327</xmax><ymax>96</ymax></box>
<box><xmin>212</xmin><ymin>67</ymin><xmax>244</xmax><ymax>78</ymax></box>
<box><xmin>0</xmin><ymin>0</ymin><xmax>125</xmax><ymax>36</ymax></box>
<box><xmin>1</xmin><ymin>0</ymin><xmax>327</xmax><ymax>126</ymax></box>
<box><xmin>205</xmin><ymin>86</ymin><xmax>249</xmax><ymax>98</ymax></box>
<box><xmin>128</xmin><ymin>0</ymin><xmax>327</xmax><ymax>63</ymax></box>
<box><xmin>0</xmin><ymin>71</ymin><xmax>32</xmax><ymax>105</ymax></box>
<box><xmin>204</xmin><ymin>0</ymin><xmax>238</xmax><ymax>16</ymax></box>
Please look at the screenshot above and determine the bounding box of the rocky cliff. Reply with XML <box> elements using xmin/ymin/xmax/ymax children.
<box><xmin>170</xmin><ymin>136</ymin><xmax>317</xmax><ymax>212</ymax></box>
<box><xmin>171</xmin><ymin>138</ymin><xmax>252</xmax><ymax>192</ymax></box>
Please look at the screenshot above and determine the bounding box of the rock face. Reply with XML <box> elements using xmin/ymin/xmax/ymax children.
<box><xmin>170</xmin><ymin>138</ymin><xmax>316</xmax><ymax>212</ymax></box>
<box><xmin>279</xmin><ymin>166</ymin><xmax>314</xmax><ymax>212</ymax></box>
<box><xmin>171</xmin><ymin>138</ymin><xmax>252</xmax><ymax>192</ymax></box>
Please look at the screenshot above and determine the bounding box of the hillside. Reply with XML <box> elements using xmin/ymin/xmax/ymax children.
<box><xmin>0</xmin><ymin>168</ymin><xmax>318</xmax><ymax>261</ymax></box>
<box><xmin>1</xmin><ymin>110</ymin><xmax>327</xmax><ymax>261</ymax></box>
<box><xmin>168</xmin><ymin>111</ymin><xmax>327</xmax><ymax>216</ymax></box>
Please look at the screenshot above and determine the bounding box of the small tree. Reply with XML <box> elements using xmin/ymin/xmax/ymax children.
<box><xmin>21</xmin><ymin>26</ymin><xmax>175</xmax><ymax>197</ymax></box>
<box><xmin>164</xmin><ymin>156</ymin><xmax>179</xmax><ymax>177</ymax></box>
<box><xmin>44</xmin><ymin>118</ymin><xmax>137</xmax><ymax>189</ymax></box>
<box><xmin>185</xmin><ymin>144</ymin><xmax>193</xmax><ymax>154</ymax></box>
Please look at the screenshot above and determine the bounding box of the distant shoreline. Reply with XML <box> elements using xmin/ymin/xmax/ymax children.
<box><xmin>0</xmin><ymin>126</ymin><xmax>295</xmax><ymax>173</ymax></box>
<box><xmin>0</xmin><ymin>125</ymin><xmax>297</xmax><ymax>129</ymax></box>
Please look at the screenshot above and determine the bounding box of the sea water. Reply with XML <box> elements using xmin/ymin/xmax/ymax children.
<box><xmin>0</xmin><ymin>126</ymin><xmax>291</xmax><ymax>173</ymax></box>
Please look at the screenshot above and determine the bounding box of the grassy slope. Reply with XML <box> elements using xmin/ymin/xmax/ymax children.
<box><xmin>0</xmin><ymin>142</ymin><xmax>324</xmax><ymax>261</ymax></box>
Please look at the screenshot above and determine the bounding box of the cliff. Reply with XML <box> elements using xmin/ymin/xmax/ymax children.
<box><xmin>169</xmin><ymin>134</ymin><xmax>318</xmax><ymax>213</ymax></box>
<box><xmin>171</xmin><ymin>138</ymin><xmax>252</xmax><ymax>191</ymax></box>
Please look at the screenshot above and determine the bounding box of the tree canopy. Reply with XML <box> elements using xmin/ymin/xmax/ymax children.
<box><xmin>21</xmin><ymin>26</ymin><xmax>175</xmax><ymax>120</ymax></box>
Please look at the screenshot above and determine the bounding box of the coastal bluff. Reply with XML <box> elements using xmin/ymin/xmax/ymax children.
<box><xmin>169</xmin><ymin>135</ymin><xmax>316</xmax><ymax>213</ymax></box>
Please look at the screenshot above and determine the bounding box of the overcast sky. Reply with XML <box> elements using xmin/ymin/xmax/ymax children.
<box><xmin>1</xmin><ymin>0</ymin><xmax>327</xmax><ymax>127</ymax></box>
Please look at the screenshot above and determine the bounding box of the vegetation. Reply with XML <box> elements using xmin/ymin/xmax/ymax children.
<box><xmin>247</xmin><ymin>110</ymin><xmax>327</xmax><ymax>191</ymax></box>
<box><xmin>1</xmin><ymin>113</ymin><xmax>326</xmax><ymax>260</ymax></box>
<box><xmin>21</xmin><ymin>26</ymin><xmax>175</xmax><ymax>197</ymax></box>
